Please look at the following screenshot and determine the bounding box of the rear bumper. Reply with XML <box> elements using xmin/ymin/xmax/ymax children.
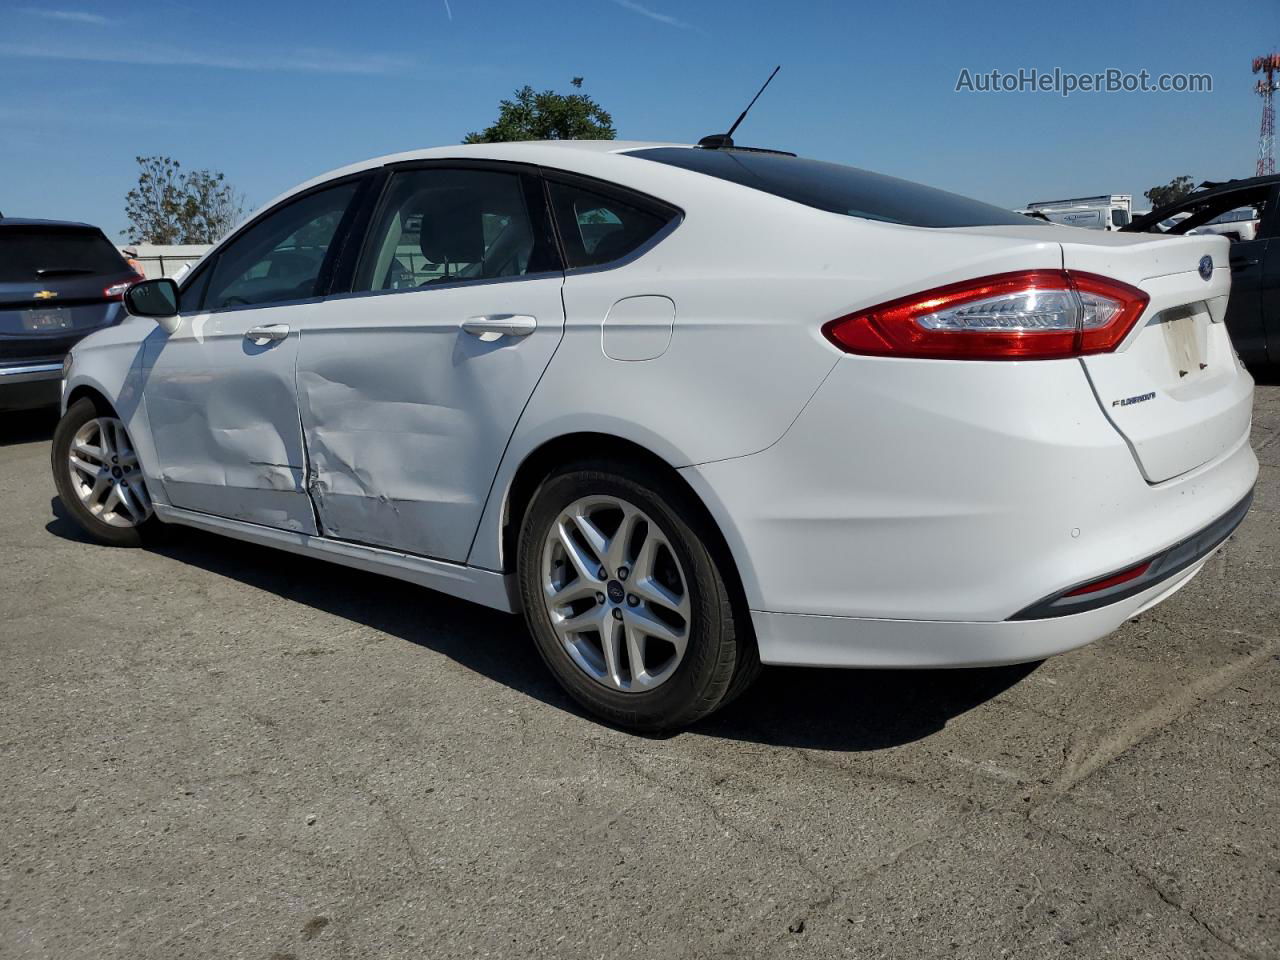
<box><xmin>751</xmin><ymin>554</ymin><xmax>1212</xmax><ymax>668</ymax></box>
<box><xmin>0</xmin><ymin>362</ymin><xmax>62</xmax><ymax>412</ymax></box>
<box><xmin>1010</xmin><ymin>489</ymin><xmax>1252</xmax><ymax>619</ymax></box>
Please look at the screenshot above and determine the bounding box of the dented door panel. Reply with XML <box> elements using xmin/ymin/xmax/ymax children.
<box><xmin>296</xmin><ymin>279</ymin><xmax>566</xmax><ymax>561</ymax></box>
<box><xmin>143</xmin><ymin>304</ymin><xmax>318</xmax><ymax>533</ymax></box>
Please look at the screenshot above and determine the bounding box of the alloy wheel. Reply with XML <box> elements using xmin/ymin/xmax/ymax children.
<box><xmin>66</xmin><ymin>417</ymin><xmax>153</xmax><ymax>528</ymax></box>
<box><xmin>539</xmin><ymin>495</ymin><xmax>692</xmax><ymax>692</ymax></box>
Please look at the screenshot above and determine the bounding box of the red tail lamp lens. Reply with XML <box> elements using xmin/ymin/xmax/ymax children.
<box><xmin>823</xmin><ymin>270</ymin><xmax>1149</xmax><ymax>360</ymax></box>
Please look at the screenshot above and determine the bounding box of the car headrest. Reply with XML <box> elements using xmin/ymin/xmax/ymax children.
<box><xmin>416</xmin><ymin>188</ymin><xmax>485</xmax><ymax>264</ymax></box>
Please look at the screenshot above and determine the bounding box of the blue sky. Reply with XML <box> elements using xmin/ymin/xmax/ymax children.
<box><xmin>0</xmin><ymin>0</ymin><xmax>1274</xmax><ymax>241</ymax></box>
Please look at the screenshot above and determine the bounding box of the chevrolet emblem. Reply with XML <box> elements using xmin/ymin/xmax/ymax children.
<box><xmin>33</xmin><ymin>290</ymin><xmax>58</xmax><ymax>300</ymax></box>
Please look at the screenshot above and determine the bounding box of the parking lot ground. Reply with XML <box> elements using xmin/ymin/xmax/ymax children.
<box><xmin>1</xmin><ymin>384</ymin><xmax>1278</xmax><ymax>960</ymax></box>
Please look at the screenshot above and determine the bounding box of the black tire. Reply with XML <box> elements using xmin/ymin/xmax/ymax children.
<box><xmin>517</xmin><ymin>458</ymin><xmax>754</xmax><ymax>731</ymax></box>
<box><xmin>719</xmin><ymin>630</ymin><xmax>763</xmax><ymax>710</ymax></box>
<box><xmin>51</xmin><ymin>396</ymin><xmax>165</xmax><ymax>547</ymax></box>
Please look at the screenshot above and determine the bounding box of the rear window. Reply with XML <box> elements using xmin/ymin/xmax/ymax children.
<box><xmin>0</xmin><ymin>226</ymin><xmax>128</xmax><ymax>283</ymax></box>
<box><xmin>546</xmin><ymin>180</ymin><xmax>675</xmax><ymax>268</ymax></box>
<box><xmin>629</xmin><ymin>147</ymin><xmax>1039</xmax><ymax>228</ymax></box>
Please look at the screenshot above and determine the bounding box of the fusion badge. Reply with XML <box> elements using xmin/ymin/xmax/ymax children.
<box><xmin>1112</xmin><ymin>391</ymin><xmax>1156</xmax><ymax>408</ymax></box>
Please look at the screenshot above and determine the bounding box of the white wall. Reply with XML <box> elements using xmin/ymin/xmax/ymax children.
<box><xmin>119</xmin><ymin>244</ymin><xmax>212</xmax><ymax>279</ymax></box>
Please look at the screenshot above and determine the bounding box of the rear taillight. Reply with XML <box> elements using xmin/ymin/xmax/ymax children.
<box><xmin>822</xmin><ymin>270</ymin><xmax>1149</xmax><ymax>360</ymax></box>
<box><xmin>103</xmin><ymin>276</ymin><xmax>143</xmax><ymax>301</ymax></box>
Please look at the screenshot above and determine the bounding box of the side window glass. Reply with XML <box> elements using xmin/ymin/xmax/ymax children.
<box><xmin>179</xmin><ymin>266</ymin><xmax>211</xmax><ymax>313</ymax></box>
<box><xmin>203</xmin><ymin>182</ymin><xmax>358</xmax><ymax>310</ymax></box>
<box><xmin>1164</xmin><ymin>189</ymin><xmax>1269</xmax><ymax>240</ymax></box>
<box><xmin>547</xmin><ymin>181</ymin><xmax>672</xmax><ymax>268</ymax></box>
<box><xmin>356</xmin><ymin>168</ymin><xmax>552</xmax><ymax>292</ymax></box>
<box><xmin>1195</xmin><ymin>205</ymin><xmax>1262</xmax><ymax>243</ymax></box>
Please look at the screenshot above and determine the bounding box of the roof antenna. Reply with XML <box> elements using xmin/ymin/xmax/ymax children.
<box><xmin>697</xmin><ymin>65</ymin><xmax>781</xmax><ymax>149</ymax></box>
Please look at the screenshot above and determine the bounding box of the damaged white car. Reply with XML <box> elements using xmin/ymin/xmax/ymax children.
<box><xmin>54</xmin><ymin>141</ymin><xmax>1256</xmax><ymax>730</ymax></box>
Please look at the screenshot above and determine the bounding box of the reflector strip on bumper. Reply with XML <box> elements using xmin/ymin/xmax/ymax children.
<box><xmin>1009</xmin><ymin>489</ymin><xmax>1254</xmax><ymax>620</ymax></box>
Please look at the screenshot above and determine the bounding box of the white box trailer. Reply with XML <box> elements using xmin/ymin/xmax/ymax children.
<box><xmin>1023</xmin><ymin>195</ymin><xmax>1133</xmax><ymax>231</ymax></box>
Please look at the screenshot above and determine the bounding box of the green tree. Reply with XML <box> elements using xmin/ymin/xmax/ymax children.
<box><xmin>1143</xmin><ymin>175</ymin><xmax>1196</xmax><ymax>211</ymax></box>
<box><xmin>125</xmin><ymin>156</ymin><xmax>246</xmax><ymax>244</ymax></box>
<box><xmin>464</xmin><ymin>79</ymin><xmax>615</xmax><ymax>144</ymax></box>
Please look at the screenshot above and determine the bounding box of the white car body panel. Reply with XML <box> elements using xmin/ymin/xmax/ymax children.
<box><xmin>60</xmin><ymin>140</ymin><xmax>1258</xmax><ymax>665</ymax></box>
<box><xmin>142</xmin><ymin>301</ymin><xmax>319</xmax><ymax>533</ymax></box>
<box><xmin>683</xmin><ymin>372</ymin><xmax>1254</xmax><ymax>620</ymax></box>
<box><xmin>154</xmin><ymin>503</ymin><xmax>517</xmax><ymax>611</ymax></box>
<box><xmin>296</xmin><ymin>277</ymin><xmax>567</xmax><ymax>561</ymax></box>
<box><xmin>750</xmin><ymin>554</ymin><xmax>1213</xmax><ymax>668</ymax></box>
<box><xmin>60</xmin><ymin>315</ymin><xmax>169</xmax><ymax>505</ymax></box>
<box><xmin>468</xmin><ymin>189</ymin><xmax>1075</xmax><ymax>572</ymax></box>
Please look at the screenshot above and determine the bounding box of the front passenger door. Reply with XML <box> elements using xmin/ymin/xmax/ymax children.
<box><xmin>294</xmin><ymin>164</ymin><xmax>565</xmax><ymax>560</ymax></box>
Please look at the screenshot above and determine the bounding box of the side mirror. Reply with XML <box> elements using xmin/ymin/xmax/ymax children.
<box><xmin>123</xmin><ymin>278</ymin><xmax>181</xmax><ymax>333</ymax></box>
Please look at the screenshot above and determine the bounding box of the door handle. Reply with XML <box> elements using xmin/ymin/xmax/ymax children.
<box><xmin>461</xmin><ymin>315</ymin><xmax>536</xmax><ymax>340</ymax></box>
<box><xmin>245</xmin><ymin>324</ymin><xmax>290</xmax><ymax>345</ymax></box>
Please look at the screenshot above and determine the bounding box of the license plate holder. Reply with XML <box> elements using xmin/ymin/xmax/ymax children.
<box><xmin>1161</xmin><ymin>308</ymin><xmax>1207</xmax><ymax>375</ymax></box>
<box><xmin>22</xmin><ymin>308</ymin><xmax>72</xmax><ymax>332</ymax></box>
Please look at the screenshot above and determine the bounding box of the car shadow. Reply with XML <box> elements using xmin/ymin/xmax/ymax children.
<box><xmin>0</xmin><ymin>407</ymin><xmax>59</xmax><ymax>447</ymax></box>
<box><xmin>45</xmin><ymin>496</ymin><xmax>1035</xmax><ymax>751</ymax></box>
<box><xmin>695</xmin><ymin>659</ymin><xmax>1038</xmax><ymax>751</ymax></box>
<box><xmin>45</xmin><ymin>496</ymin><xmax>575</xmax><ymax>705</ymax></box>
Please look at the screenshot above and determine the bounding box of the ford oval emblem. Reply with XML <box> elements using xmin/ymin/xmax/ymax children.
<box><xmin>1198</xmin><ymin>255</ymin><xmax>1213</xmax><ymax>281</ymax></box>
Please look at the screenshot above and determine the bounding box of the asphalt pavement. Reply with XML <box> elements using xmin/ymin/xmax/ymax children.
<box><xmin>2</xmin><ymin>382</ymin><xmax>1277</xmax><ymax>959</ymax></box>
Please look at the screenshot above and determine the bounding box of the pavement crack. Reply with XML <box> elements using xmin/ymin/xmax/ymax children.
<box><xmin>588</xmin><ymin>740</ymin><xmax>841</xmax><ymax>947</ymax></box>
<box><xmin>348</xmin><ymin>772</ymin><xmax>428</xmax><ymax>877</ymax></box>
<box><xmin>1037</xmin><ymin>635</ymin><xmax>1280</xmax><ymax>803</ymax></box>
<box><xmin>1028</xmin><ymin>817</ymin><xmax>1266</xmax><ymax>960</ymax></box>
<box><xmin>1143</xmin><ymin>872</ymin><xmax>1265</xmax><ymax>960</ymax></box>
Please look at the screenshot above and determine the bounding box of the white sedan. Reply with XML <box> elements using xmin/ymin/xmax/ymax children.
<box><xmin>53</xmin><ymin>140</ymin><xmax>1257</xmax><ymax>729</ymax></box>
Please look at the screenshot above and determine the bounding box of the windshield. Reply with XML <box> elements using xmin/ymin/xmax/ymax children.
<box><xmin>629</xmin><ymin>147</ymin><xmax>1039</xmax><ymax>228</ymax></box>
<box><xmin>0</xmin><ymin>226</ymin><xmax>128</xmax><ymax>283</ymax></box>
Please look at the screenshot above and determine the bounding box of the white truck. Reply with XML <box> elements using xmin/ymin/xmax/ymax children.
<box><xmin>1022</xmin><ymin>194</ymin><xmax>1133</xmax><ymax>231</ymax></box>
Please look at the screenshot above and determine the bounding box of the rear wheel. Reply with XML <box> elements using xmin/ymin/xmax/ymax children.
<box><xmin>52</xmin><ymin>397</ymin><xmax>163</xmax><ymax>547</ymax></box>
<box><xmin>517</xmin><ymin>460</ymin><xmax>753</xmax><ymax>731</ymax></box>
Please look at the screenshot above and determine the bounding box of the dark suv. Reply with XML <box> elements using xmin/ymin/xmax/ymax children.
<box><xmin>0</xmin><ymin>218</ymin><xmax>141</xmax><ymax>412</ymax></box>
<box><xmin>1122</xmin><ymin>175</ymin><xmax>1279</xmax><ymax>367</ymax></box>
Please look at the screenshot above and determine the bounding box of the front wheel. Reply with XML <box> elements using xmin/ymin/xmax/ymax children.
<box><xmin>52</xmin><ymin>397</ymin><xmax>163</xmax><ymax>547</ymax></box>
<box><xmin>517</xmin><ymin>460</ymin><xmax>754</xmax><ymax>731</ymax></box>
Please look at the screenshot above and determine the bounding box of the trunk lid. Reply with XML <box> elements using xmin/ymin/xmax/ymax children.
<box><xmin>949</xmin><ymin>224</ymin><xmax>1252</xmax><ymax>483</ymax></box>
<box><xmin>1062</xmin><ymin>231</ymin><xmax>1250</xmax><ymax>482</ymax></box>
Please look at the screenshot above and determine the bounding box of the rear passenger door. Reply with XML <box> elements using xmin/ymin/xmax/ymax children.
<box><xmin>294</xmin><ymin>162</ymin><xmax>565</xmax><ymax>560</ymax></box>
